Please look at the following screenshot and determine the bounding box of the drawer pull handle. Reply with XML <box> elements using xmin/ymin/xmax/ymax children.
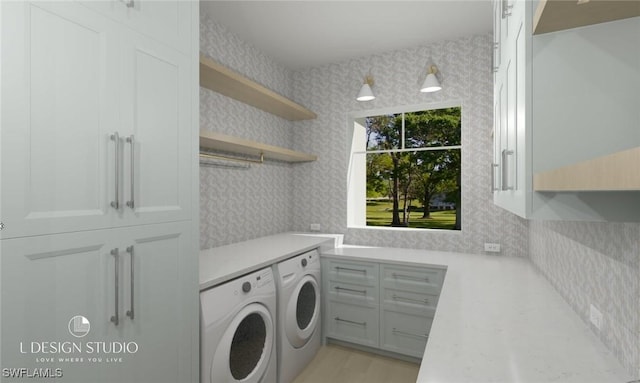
<box><xmin>335</xmin><ymin>286</ymin><xmax>367</xmax><ymax>295</ymax></box>
<box><xmin>335</xmin><ymin>317</ymin><xmax>366</xmax><ymax>327</ymax></box>
<box><xmin>392</xmin><ymin>272</ymin><xmax>429</xmax><ymax>283</ymax></box>
<box><xmin>392</xmin><ymin>294</ymin><xmax>428</xmax><ymax>305</ymax></box>
<box><xmin>336</xmin><ymin>266</ymin><xmax>367</xmax><ymax>274</ymax></box>
<box><xmin>392</xmin><ymin>328</ymin><xmax>428</xmax><ymax>340</ymax></box>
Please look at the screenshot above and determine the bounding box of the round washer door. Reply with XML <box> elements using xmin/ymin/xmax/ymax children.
<box><xmin>285</xmin><ymin>274</ymin><xmax>320</xmax><ymax>348</ymax></box>
<box><xmin>211</xmin><ymin>303</ymin><xmax>274</xmax><ymax>383</ymax></box>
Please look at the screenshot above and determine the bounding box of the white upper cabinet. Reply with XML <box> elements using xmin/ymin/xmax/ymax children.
<box><xmin>79</xmin><ymin>0</ymin><xmax>192</xmax><ymax>54</ymax></box>
<box><xmin>492</xmin><ymin>0</ymin><xmax>640</xmax><ymax>221</ymax></box>
<box><xmin>118</xmin><ymin>29</ymin><xmax>192</xmax><ymax>226</ymax></box>
<box><xmin>0</xmin><ymin>1</ymin><xmax>192</xmax><ymax>239</ymax></box>
<box><xmin>1</xmin><ymin>2</ymin><xmax>120</xmax><ymax>239</ymax></box>
<box><xmin>493</xmin><ymin>0</ymin><xmax>529</xmax><ymax>218</ymax></box>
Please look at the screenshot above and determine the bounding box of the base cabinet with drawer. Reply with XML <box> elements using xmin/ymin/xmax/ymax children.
<box><xmin>322</xmin><ymin>258</ymin><xmax>445</xmax><ymax>359</ymax></box>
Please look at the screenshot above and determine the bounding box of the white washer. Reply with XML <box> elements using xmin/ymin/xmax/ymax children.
<box><xmin>273</xmin><ymin>250</ymin><xmax>321</xmax><ymax>383</ymax></box>
<box><xmin>200</xmin><ymin>267</ymin><xmax>277</xmax><ymax>383</ymax></box>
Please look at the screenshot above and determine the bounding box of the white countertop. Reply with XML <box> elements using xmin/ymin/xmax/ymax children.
<box><xmin>323</xmin><ymin>246</ymin><xmax>633</xmax><ymax>383</ymax></box>
<box><xmin>199</xmin><ymin>233</ymin><xmax>337</xmax><ymax>290</ymax></box>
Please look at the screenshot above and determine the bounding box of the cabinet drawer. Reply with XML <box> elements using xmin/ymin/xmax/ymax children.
<box><xmin>382</xmin><ymin>288</ymin><xmax>438</xmax><ymax>316</ymax></box>
<box><xmin>381</xmin><ymin>264</ymin><xmax>444</xmax><ymax>293</ymax></box>
<box><xmin>328</xmin><ymin>280</ymin><xmax>377</xmax><ymax>306</ymax></box>
<box><xmin>380</xmin><ymin>309</ymin><xmax>433</xmax><ymax>358</ymax></box>
<box><xmin>326</xmin><ymin>259</ymin><xmax>378</xmax><ymax>286</ymax></box>
<box><xmin>326</xmin><ymin>301</ymin><xmax>379</xmax><ymax>348</ymax></box>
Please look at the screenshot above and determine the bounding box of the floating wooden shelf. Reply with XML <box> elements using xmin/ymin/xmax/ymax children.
<box><xmin>533</xmin><ymin>0</ymin><xmax>640</xmax><ymax>35</ymax></box>
<box><xmin>533</xmin><ymin>147</ymin><xmax>640</xmax><ymax>191</ymax></box>
<box><xmin>199</xmin><ymin>54</ymin><xmax>317</xmax><ymax>121</ymax></box>
<box><xmin>199</xmin><ymin>130</ymin><xmax>317</xmax><ymax>163</ymax></box>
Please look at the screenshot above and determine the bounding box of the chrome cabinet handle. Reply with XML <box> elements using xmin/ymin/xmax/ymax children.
<box><xmin>392</xmin><ymin>294</ymin><xmax>429</xmax><ymax>305</ymax></box>
<box><xmin>125</xmin><ymin>135</ymin><xmax>135</xmax><ymax>209</ymax></box>
<box><xmin>335</xmin><ymin>266</ymin><xmax>367</xmax><ymax>274</ymax></box>
<box><xmin>110</xmin><ymin>248</ymin><xmax>120</xmax><ymax>326</ymax></box>
<box><xmin>501</xmin><ymin>149</ymin><xmax>514</xmax><ymax>191</ymax></box>
<box><xmin>392</xmin><ymin>328</ymin><xmax>428</xmax><ymax>340</ymax></box>
<box><xmin>502</xmin><ymin>0</ymin><xmax>513</xmax><ymax>18</ymax></box>
<box><xmin>125</xmin><ymin>246</ymin><xmax>134</xmax><ymax>320</ymax></box>
<box><xmin>110</xmin><ymin>133</ymin><xmax>120</xmax><ymax>210</ymax></box>
<box><xmin>335</xmin><ymin>317</ymin><xmax>366</xmax><ymax>327</ymax></box>
<box><xmin>491</xmin><ymin>163</ymin><xmax>500</xmax><ymax>191</ymax></box>
<box><xmin>335</xmin><ymin>286</ymin><xmax>367</xmax><ymax>295</ymax></box>
<box><xmin>391</xmin><ymin>272</ymin><xmax>429</xmax><ymax>283</ymax></box>
<box><xmin>492</xmin><ymin>43</ymin><xmax>499</xmax><ymax>73</ymax></box>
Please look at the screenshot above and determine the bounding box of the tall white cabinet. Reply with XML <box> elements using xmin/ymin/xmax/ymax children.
<box><xmin>492</xmin><ymin>0</ymin><xmax>640</xmax><ymax>221</ymax></box>
<box><xmin>1</xmin><ymin>2</ymin><xmax>199</xmax><ymax>382</ymax></box>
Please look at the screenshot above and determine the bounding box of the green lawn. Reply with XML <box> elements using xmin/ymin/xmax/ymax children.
<box><xmin>366</xmin><ymin>200</ymin><xmax>458</xmax><ymax>230</ymax></box>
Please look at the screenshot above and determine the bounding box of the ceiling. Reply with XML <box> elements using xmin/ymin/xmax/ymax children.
<box><xmin>200</xmin><ymin>1</ymin><xmax>493</xmax><ymax>70</ymax></box>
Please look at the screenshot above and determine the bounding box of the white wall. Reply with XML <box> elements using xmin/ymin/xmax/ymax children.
<box><xmin>530</xmin><ymin>221</ymin><xmax>640</xmax><ymax>377</ymax></box>
<box><xmin>290</xmin><ymin>34</ymin><xmax>529</xmax><ymax>256</ymax></box>
<box><xmin>199</xmin><ymin>14</ymin><xmax>295</xmax><ymax>248</ymax></box>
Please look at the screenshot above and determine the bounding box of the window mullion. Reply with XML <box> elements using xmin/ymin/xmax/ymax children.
<box><xmin>401</xmin><ymin>112</ymin><xmax>405</xmax><ymax>150</ymax></box>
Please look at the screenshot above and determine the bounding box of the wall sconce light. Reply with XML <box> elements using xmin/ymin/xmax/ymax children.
<box><xmin>356</xmin><ymin>74</ymin><xmax>376</xmax><ymax>102</ymax></box>
<box><xmin>420</xmin><ymin>65</ymin><xmax>442</xmax><ymax>93</ymax></box>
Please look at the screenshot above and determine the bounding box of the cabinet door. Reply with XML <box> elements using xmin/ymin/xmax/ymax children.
<box><xmin>0</xmin><ymin>230</ymin><xmax>121</xmax><ymax>382</ymax></box>
<box><xmin>116</xmin><ymin>222</ymin><xmax>194</xmax><ymax>383</ymax></box>
<box><xmin>0</xmin><ymin>2</ymin><xmax>120</xmax><ymax>239</ymax></box>
<box><xmin>117</xmin><ymin>32</ymin><xmax>192</xmax><ymax>226</ymax></box>
<box><xmin>492</xmin><ymin>1</ymin><xmax>528</xmax><ymax>218</ymax></box>
<box><xmin>79</xmin><ymin>0</ymin><xmax>192</xmax><ymax>55</ymax></box>
<box><xmin>492</xmin><ymin>0</ymin><xmax>501</xmax><ymax>77</ymax></box>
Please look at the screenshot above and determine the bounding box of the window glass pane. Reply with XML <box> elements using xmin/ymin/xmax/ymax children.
<box><xmin>404</xmin><ymin>107</ymin><xmax>461</xmax><ymax>149</ymax></box>
<box><xmin>365</xmin><ymin>113</ymin><xmax>402</xmax><ymax>150</ymax></box>
<box><xmin>366</xmin><ymin>149</ymin><xmax>461</xmax><ymax>230</ymax></box>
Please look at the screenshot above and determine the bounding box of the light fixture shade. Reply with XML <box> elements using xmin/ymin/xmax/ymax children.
<box><xmin>356</xmin><ymin>82</ymin><xmax>375</xmax><ymax>102</ymax></box>
<box><xmin>420</xmin><ymin>73</ymin><xmax>442</xmax><ymax>93</ymax></box>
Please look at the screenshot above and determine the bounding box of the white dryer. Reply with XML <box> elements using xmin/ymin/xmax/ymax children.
<box><xmin>273</xmin><ymin>250</ymin><xmax>322</xmax><ymax>383</ymax></box>
<box><xmin>200</xmin><ymin>267</ymin><xmax>277</xmax><ymax>383</ymax></box>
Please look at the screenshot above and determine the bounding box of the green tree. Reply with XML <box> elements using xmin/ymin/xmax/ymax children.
<box><xmin>365</xmin><ymin>114</ymin><xmax>406</xmax><ymax>226</ymax></box>
<box><xmin>404</xmin><ymin>108</ymin><xmax>461</xmax><ymax>224</ymax></box>
<box><xmin>365</xmin><ymin>107</ymin><xmax>461</xmax><ymax>229</ymax></box>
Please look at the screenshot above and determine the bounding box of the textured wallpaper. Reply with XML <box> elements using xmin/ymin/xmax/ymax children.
<box><xmin>199</xmin><ymin>14</ymin><xmax>636</xmax><ymax>376</ymax></box>
<box><xmin>199</xmin><ymin>14</ymin><xmax>295</xmax><ymax>249</ymax></box>
<box><xmin>530</xmin><ymin>221</ymin><xmax>640</xmax><ymax>378</ymax></box>
<box><xmin>289</xmin><ymin>35</ymin><xmax>528</xmax><ymax>257</ymax></box>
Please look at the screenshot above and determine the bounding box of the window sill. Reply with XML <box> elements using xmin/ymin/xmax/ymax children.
<box><xmin>347</xmin><ymin>226</ymin><xmax>462</xmax><ymax>233</ymax></box>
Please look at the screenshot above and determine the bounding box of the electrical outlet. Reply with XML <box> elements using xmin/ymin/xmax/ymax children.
<box><xmin>484</xmin><ymin>243</ymin><xmax>501</xmax><ymax>253</ymax></box>
<box><xmin>309</xmin><ymin>223</ymin><xmax>321</xmax><ymax>232</ymax></box>
<box><xmin>590</xmin><ymin>304</ymin><xmax>602</xmax><ymax>330</ymax></box>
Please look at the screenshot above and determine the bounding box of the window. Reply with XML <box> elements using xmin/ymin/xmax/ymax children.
<box><xmin>348</xmin><ymin>104</ymin><xmax>461</xmax><ymax>230</ymax></box>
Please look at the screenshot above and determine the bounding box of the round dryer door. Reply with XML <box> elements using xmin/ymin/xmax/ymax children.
<box><xmin>211</xmin><ymin>303</ymin><xmax>274</xmax><ymax>383</ymax></box>
<box><xmin>285</xmin><ymin>275</ymin><xmax>320</xmax><ymax>348</ymax></box>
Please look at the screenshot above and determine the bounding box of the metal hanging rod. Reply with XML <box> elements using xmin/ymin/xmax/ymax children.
<box><xmin>199</xmin><ymin>158</ymin><xmax>250</xmax><ymax>170</ymax></box>
<box><xmin>198</xmin><ymin>151</ymin><xmax>264</xmax><ymax>165</ymax></box>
